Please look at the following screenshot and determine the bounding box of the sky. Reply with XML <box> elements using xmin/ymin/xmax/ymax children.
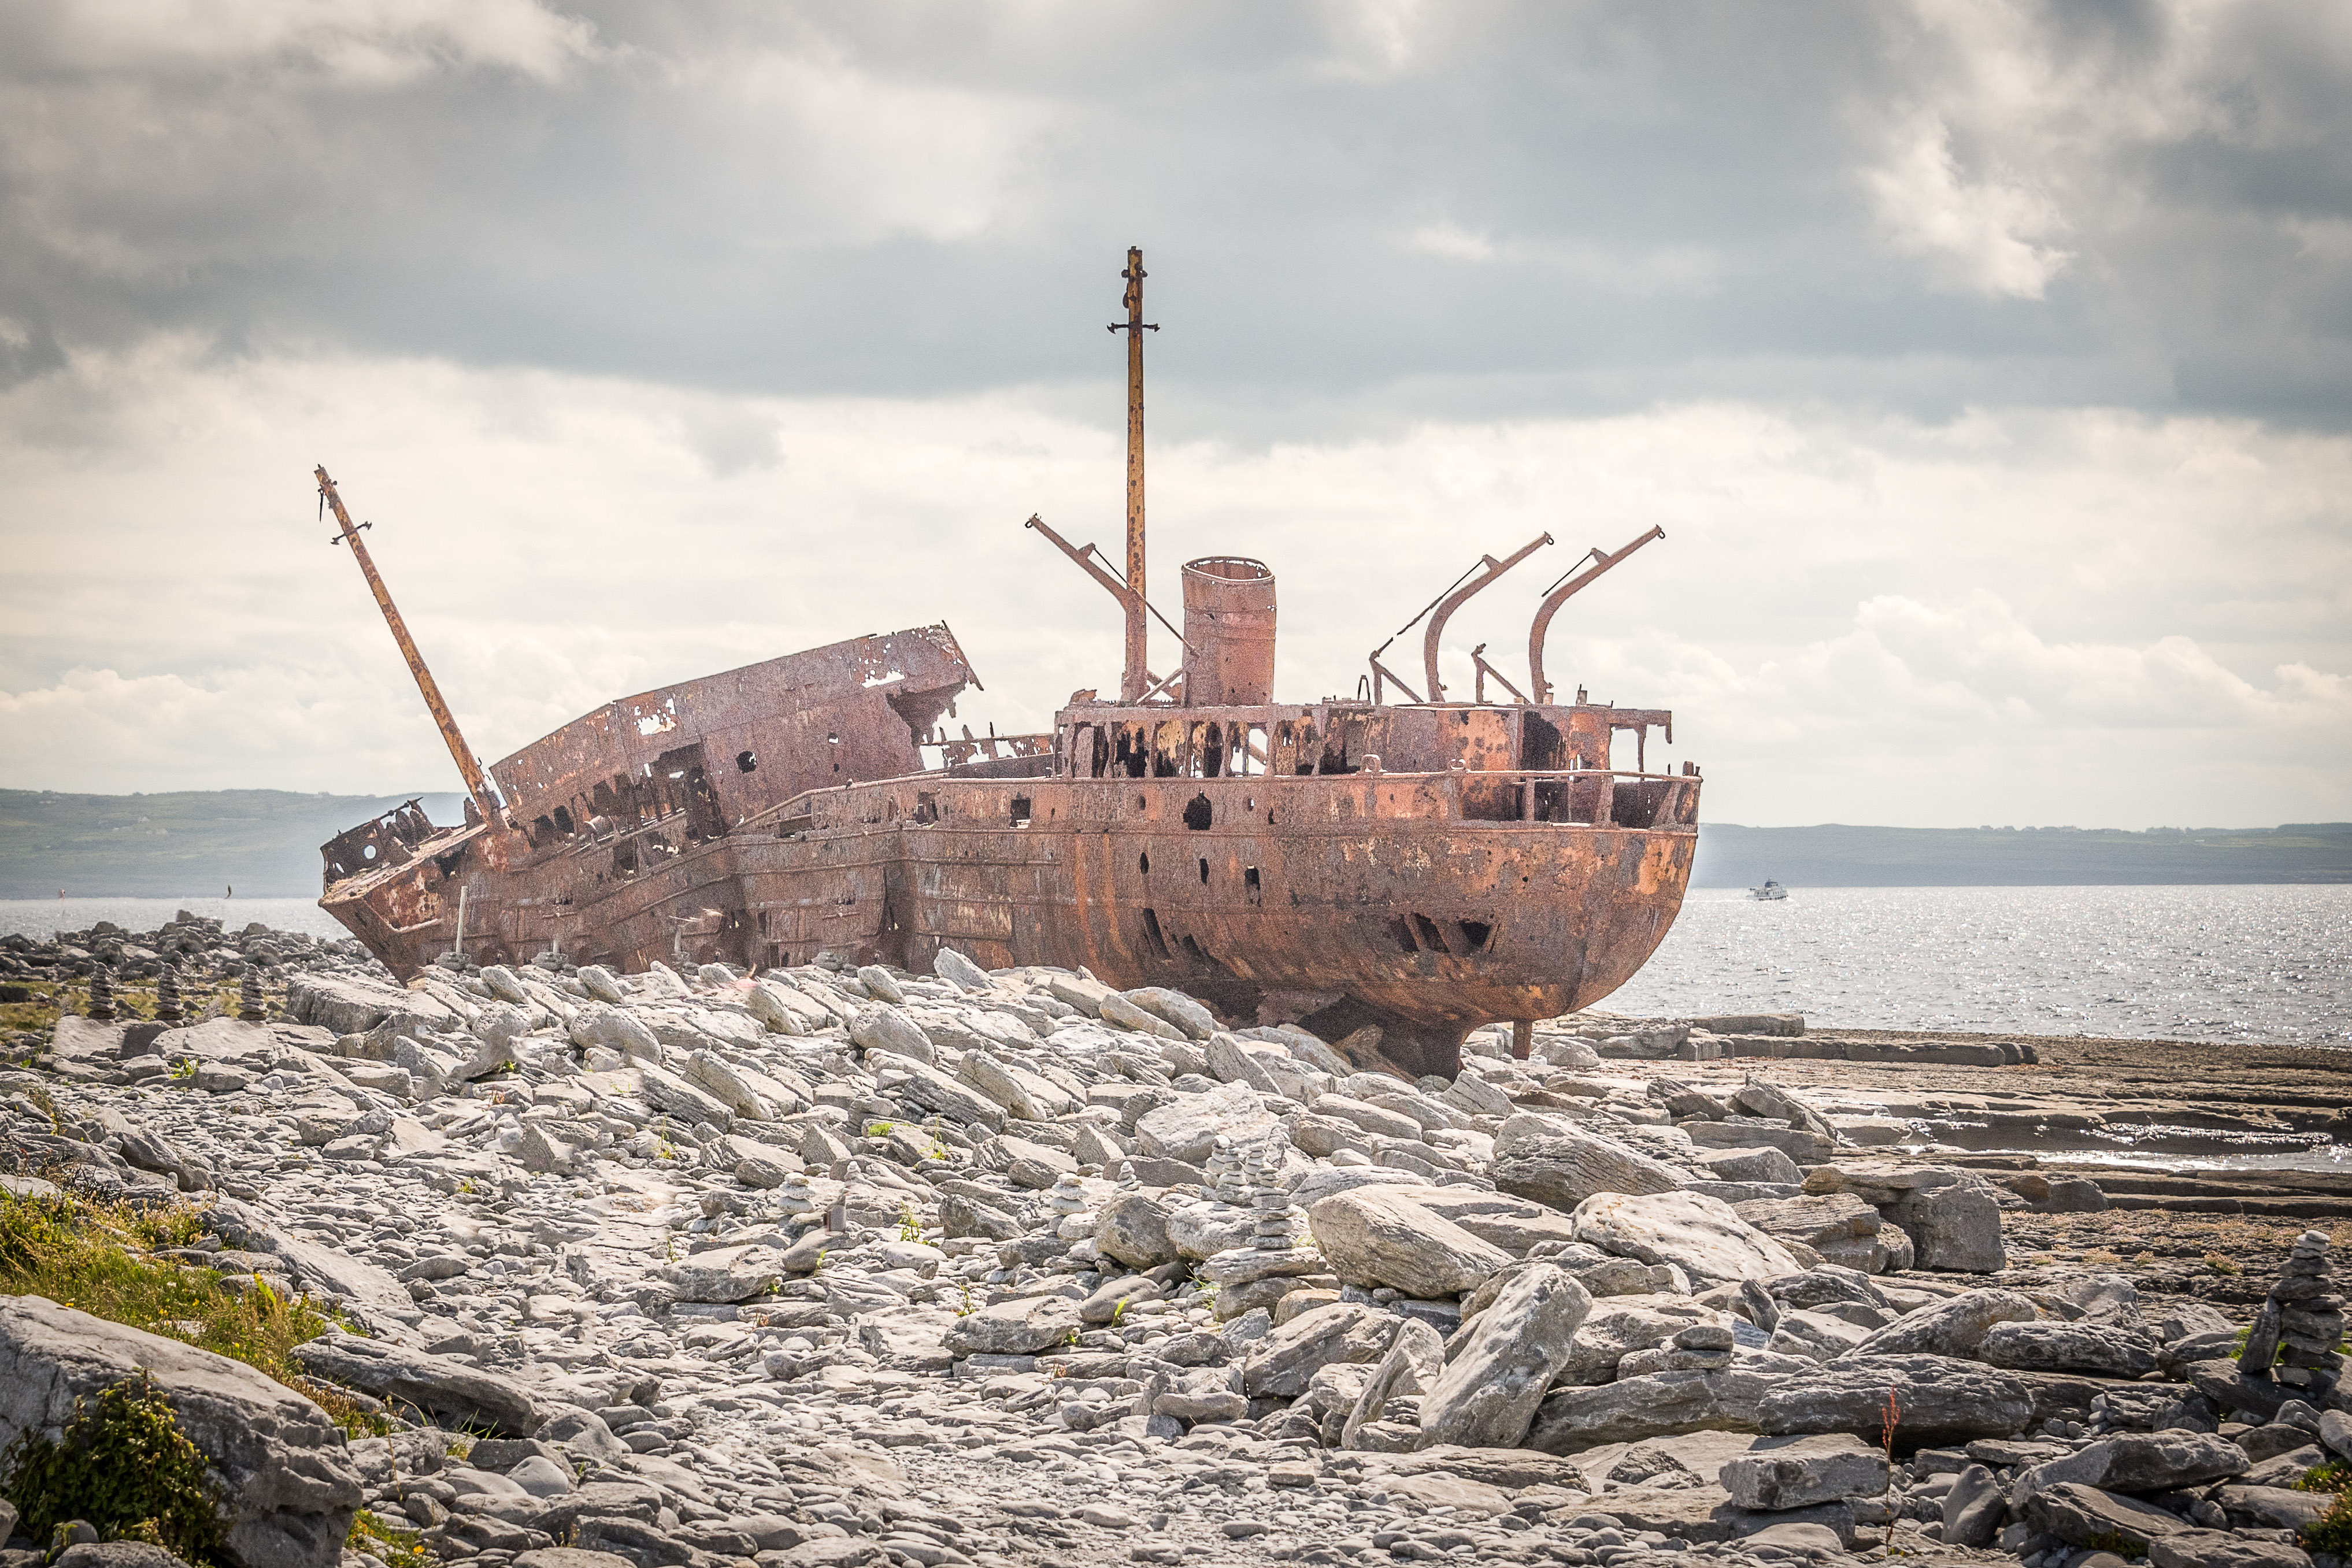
<box><xmin>1</xmin><ymin>0</ymin><xmax>2348</xmax><ymax>829</ymax></box>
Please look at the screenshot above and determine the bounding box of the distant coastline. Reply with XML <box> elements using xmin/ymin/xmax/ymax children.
<box><xmin>0</xmin><ymin>788</ymin><xmax>468</xmax><ymax>899</ymax></box>
<box><xmin>1690</xmin><ymin>820</ymin><xmax>2352</xmax><ymax>887</ymax></box>
<box><xmin>2</xmin><ymin>787</ymin><xmax>2347</xmax><ymax>896</ymax></box>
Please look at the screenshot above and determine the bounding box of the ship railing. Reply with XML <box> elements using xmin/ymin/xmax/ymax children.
<box><xmin>1346</xmin><ymin>767</ymin><xmax>1701</xmax><ymax>829</ymax></box>
<box><xmin>751</xmin><ymin>763</ymin><xmax>1699</xmax><ymax>835</ymax></box>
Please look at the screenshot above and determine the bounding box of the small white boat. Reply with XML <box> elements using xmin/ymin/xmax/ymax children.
<box><xmin>1750</xmin><ymin>880</ymin><xmax>1788</xmax><ymax>900</ymax></box>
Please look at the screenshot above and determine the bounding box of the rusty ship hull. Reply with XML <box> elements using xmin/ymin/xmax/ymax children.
<box><xmin>315</xmin><ymin>249</ymin><xmax>1700</xmax><ymax>1077</ymax></box>
<box><xmin>322</xmin><ymin>681</ymin><xmax>1698</xmax><ymax>1076</ymax></box>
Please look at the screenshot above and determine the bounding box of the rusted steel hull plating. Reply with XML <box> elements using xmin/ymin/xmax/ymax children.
<box><xmin>318</xmin><ymin>249</ymin><xmax>1697</xmax><ymax>1079</ymax></box>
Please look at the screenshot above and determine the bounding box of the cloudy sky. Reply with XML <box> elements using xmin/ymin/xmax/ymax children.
<box><xmin>2</xmin><ymin>0</ymin><xmax>2347</xmax><ymax>828</ymax></box>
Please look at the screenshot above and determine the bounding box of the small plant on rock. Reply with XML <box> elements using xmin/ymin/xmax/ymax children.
<box><xmin>0</xmin><ymin>1370</ymin><xmax>227</xmax><ymax>1565</ymax></box>
<box><xmin>2298</xmin><ymin>1462</ymin><xmax>2352</xmax><ymax>1496</ymax></box>
<box><xmin>346</xmin><ymin>1509</ymin><xmax>432</xmax><ymax>1568</ymax></box>
<box><xmin>2303</xmin><ymin>1489</ymin><xmax>2352</xmax><ymax>1558</ymax></box>
<box><xmin>896</xmin><ymin>1201</ymin><xmax>921</xmax><ymax>1245</ymax></box>
<box><xmin>1879</xmin><ymin>1386</ymin><xmax>1902</xmax><ymax>1488</ymax></box>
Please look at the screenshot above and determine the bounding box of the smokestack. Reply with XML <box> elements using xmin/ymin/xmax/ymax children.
<box><xmin>1181</xmin><ymin>557</ymin><xmax>1277</xmax><ymax>706</ymax></box>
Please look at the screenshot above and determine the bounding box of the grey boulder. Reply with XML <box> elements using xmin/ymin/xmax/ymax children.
<box><xmin>287</xmin><ymin>1331</ymin><xmax>546</xmax><ymax>1436</ymax></box>
<box><xmin>1343</xmin><ymin>1318</ymin><xmax>1446</xmax><ymax>1450</ymax></box>
<box><xmin>1093</xmin><ymin>1192</ymin><xmax>1180</xmax><ymax>1269</ymax></box>
<box><xmin>1720</xmin><ymin>1433</ymin><xmax>1889</xmax><ymax>1511</ymax></box>
<box><xmin>1528</xmin><ymin>1367</ymin><xmax>1777</xmax><ymax>1454</ymax></box>
<box><xmin>1572</xmin><ymin>1190</ymin><xmax>1802</xmax><ymax>1285</ymax></box>
<box><xmin>1942</xmin><ymin>1462</ymin><xmax>2006</xmax><ymax>1548</ymax></box>
<box><xmin>1757</xmin><ymin>1354</ymin><xmax>2034</xmax><ymax>1450</ymax></box>
<box><xmin>1490</xmin><ymin>1123</ymin><xmax>1687</xmax><ymax>1211</ymax></box>
<box><xmin>1846</xmin><ymin>1288</ymin><xmax>2038</xmax><ymax>1359</ymax></box>
<box><xmin>1134</xmin><ymin>1080</ymin><xmax>1277</xmax><ymax>1165</ymax></box>
<box><xmin>1980</xmin><ymin>1318</ymin><xmax>2161</xmax><ymax>1378</ymax></box>
<box><xmin>1887</xmin><ymin>1181</ymin><xmax>2005</xmax><ymax>1273</ymax></box>
<box><xmin>941</xmin><ymin>1295</ymin><xmax>1081</xmax><ymax>1357</ymax></box>
<box><xmin>0</xmin><ymin>1295</ymin><xmax>362</xmax><ymax>1568</ymax></box>
<box><xmin>2023</xmin><ymin>1482</ymin><xmax>2191</xmax><ymax>1551</ymax></box>
<box><xmin>1308</xmin><ymin>1188</ymin><xmax>1512</xmax><ymax>1299</ymax></box>
<box><xmin>662</xmin><ymin>1244</ymin><xmax>788</xmax><ymax>1304</ymax></box>
<box><xmin>1419</xmin><ymin>1263</ymin><xmax>1593</xmax><ymax>1450</ymax></box>
<box><xmin>1240</xmin><ymin>1301</ymin><xmax>1395</xmax><ymax>1399</ymax></box>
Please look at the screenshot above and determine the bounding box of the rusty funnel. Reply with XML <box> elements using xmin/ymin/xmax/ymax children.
<box><xmin>1181</xmin><ymin>555</ymin><xmax>1276</xmax><ymax>706</ymax></box>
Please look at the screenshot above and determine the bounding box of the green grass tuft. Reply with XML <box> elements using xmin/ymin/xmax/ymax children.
<box><xmin>0</xmin><ymin>1183</ymin><xmax>383</xmax><ymax>1435</ymax></box>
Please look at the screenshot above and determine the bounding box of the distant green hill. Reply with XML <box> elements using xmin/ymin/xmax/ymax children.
<box><xmin>1690</xmin><ymin>822</ymin><xmax>2352</xmax><ymax>887</ymax></box>
<box><xmin>3</xmin><ymin>789</ymin><xmax>2346</xmax><ymax>896</ymax></box>
<box><xmin>0</xmin><ymin>789</ymin><xmax>468</xmax><ymax>898</ymax></box>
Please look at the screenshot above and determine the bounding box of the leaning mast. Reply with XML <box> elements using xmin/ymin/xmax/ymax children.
<box><xmin>314</xmin><ymin>465</ymin><xmax>505</xmax><ymax>831</ymax></box>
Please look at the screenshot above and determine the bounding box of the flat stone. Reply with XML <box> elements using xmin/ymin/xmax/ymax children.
<box><xmin>1490</xmin><ymin>1121</ymin><xmax>1687</xmax><ymax>1211</ymax></box>
<box><xmin>1240</xmin><ymin>1300</ymin><xmax>1394</xmax><ymax>1399</ymax></box>
<box><xmin>288</xmin><ymin>1330</ymin><xmax>547</xmax><ymax>1436</ymax></box>
<box><xmin>943</xmin><ymin>1295</ymin><xmax>1081</xmax><ymax>1357</ymax></box>
<box><xmin>1982</xmin><ymin>1318</ymin><xmax>2161</xmax><ymax>1377</ymax></box>
<box><xmin>1528</xmin><ymin>1367</ymin><xmax>1777</xmax><ymax>1453</ymax></box>
<box><xmin>1757</xmin><ymin>1354</ymin><xmax>2035</xmax><ymax>1450</ymax></box>
<box><xmin>665</xmin><ymin>1244</ymin><xmax>789</xmax><ymax>1304</ymax></box>
<box><xmin>1307</xmin><ymin>1187</ymin><xmax>1512</xmax><ymax>1299</ymax></box>
<box><xmin>2024</xmin><ymin>1482</ymin><xmax>2192</xmax><ymax>1550</ymax></box>
<box><xmin>1134</xmin><ymin>1081</ymin><xmax>1276</xmax><ymax>1165</ymax></box>
<box><xmin>1572</xmin><ymin>1189</ymin><xmax>1803</xmax><ymax>1285</ymax></box>
<box><xmin>2149</xmin><ymin>1529</ymin><xmax>2320</xmax><ymax>1568</ymax></box>
<box><xmin>1720</xmin><ymin>1433</ymin><xmax>1889</xmax><ymax>1511</ymax></box>
<box><xmin>1847</xmin><ymin>1288</ymin><xmax>2039</xmax><ymax>1359</ymax></box>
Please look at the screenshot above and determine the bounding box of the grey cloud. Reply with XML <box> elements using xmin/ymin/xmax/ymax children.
<box><xmin>1</xmin><ymin>2</ymin><xmax>2349</xmax><ymax>431</ymax></box>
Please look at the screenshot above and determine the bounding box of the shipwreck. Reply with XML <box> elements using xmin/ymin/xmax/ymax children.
<box><xmin>316</xmin><ymin>250</ymin><xmax>1701</xmax><ymax>1078</ymax></box>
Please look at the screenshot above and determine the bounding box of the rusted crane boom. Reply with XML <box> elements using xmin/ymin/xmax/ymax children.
<box><xmin>1527</xmin><ymin>525</ymin><xmax>1666</xmax><ymax>704</ymax></box>
<box><xmin>1423</xmin><ymin>533</ymin><xmax>1552</xmax><ymax>702</ymax></box>
<box><xmin>314</xmin><ymin>465</ymin><xmax>505</xmax><ymax>831</ymax></box>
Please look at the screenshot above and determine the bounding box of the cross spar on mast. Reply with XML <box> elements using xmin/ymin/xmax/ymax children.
<box><xmin>313</xmin><ymin>465</ymin><xmax>508</xmax><ymax>834</ymax></box>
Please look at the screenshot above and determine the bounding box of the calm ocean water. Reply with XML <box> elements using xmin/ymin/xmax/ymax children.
<box><xmin>0</xmin><ymin>897</ymin><xmax>349</xmax><ymax>943</ymax></box>
<box><xmin>6</xmin><ymin>886</ymin><xmax>2348</xmax><ymax>1048</ymax></box>
<box><xmin>1604</xmin><ymin>884</ymin><xmax>2352</xmax><ymax>1047</ymax></box>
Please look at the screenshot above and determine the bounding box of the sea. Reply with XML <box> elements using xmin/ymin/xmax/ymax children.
<box><xmin>5</xmin><ymin>884</ymin><xmax>2349</xmax><ymax>1049</ymax></box>
<box><xmin>1606</xmin><ymin>884</ymin><xmax>2352</xmax><ymax>1049</ymax></box>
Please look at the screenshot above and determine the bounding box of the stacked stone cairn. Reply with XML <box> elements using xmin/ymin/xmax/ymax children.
<box><xmin>1249</xmin><ymin>1137</ymin><xmax>1296</xmax><ymax>1252</ymax></box>
<box><xmin>236</xmin><ymin>962</ymin><xmax>267</xmax><ymax>1023</ymax></box>
<box><xmin>83</xmin><ymin>959</ymin><xmax>117</xmax><ymax>1022</ymax></box>
<box><xmin>153</xmin><ymin>962</ymin><xmax>184</xmax><ymax>1024</ymax></box>
<box><xmin>2240</xmin><ymin>1228</ymin><xmax>2343</xmax><ymax>1397</ymax></box>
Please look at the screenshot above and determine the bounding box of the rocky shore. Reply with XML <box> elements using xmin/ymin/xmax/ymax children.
<box><xmin>1</xmin><ymin>916</ymin><xmax>2348</xmax><ymax>1568</ymax></box>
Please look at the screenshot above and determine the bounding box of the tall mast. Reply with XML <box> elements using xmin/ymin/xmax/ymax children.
<box><xmin>1110</xmin><ymin>247</ymin><xmax>1157</xmax><ymax>702</ymax></box>
<box><xmin>314</xmin><ymin>465</ymin><xmax>504</xmax><ymax>830</ymax></box>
